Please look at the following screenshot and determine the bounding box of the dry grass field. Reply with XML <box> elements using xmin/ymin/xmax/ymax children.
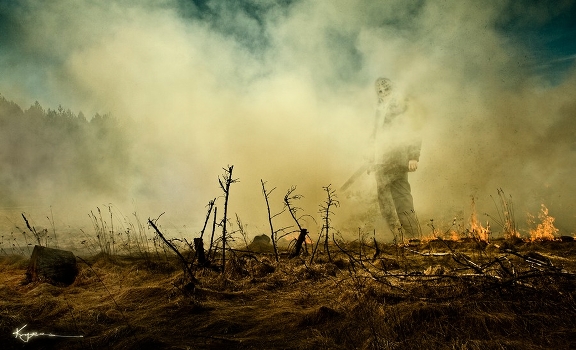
<box><xmin>1</xmin><ymin>237</ymin><xmax>576</xmax><ymax>350</ymax></box>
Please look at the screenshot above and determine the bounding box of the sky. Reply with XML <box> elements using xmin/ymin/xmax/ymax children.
<box><xmin>0</xmin><ymin>0</ymin><xmax>575</xmax><ymax>240</ymax></box>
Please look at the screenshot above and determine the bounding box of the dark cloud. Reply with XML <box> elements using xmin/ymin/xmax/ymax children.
<box><xmin>494</xmin><ymin>0</ymin><xmax>576</xmax><ymax>81</ymax></box>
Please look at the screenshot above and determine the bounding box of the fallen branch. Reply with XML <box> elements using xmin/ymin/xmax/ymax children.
<box><xmin>148</xmin><ymin>218</ymin><xmax>198</xmax><ymax>287</ymax></box>
<box><xmin>405</xmin><ymin>248</ymin><xmax>450</xmax><ymax>257</ymax></box>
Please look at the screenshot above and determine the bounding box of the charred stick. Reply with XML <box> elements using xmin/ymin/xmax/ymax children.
<box><xmin>148</xmin><ymin>218</ymin><xmax>197</xmax><ymax>285</ymax></box>
<box><xmin>261</xmin><ymin>179</ymin><xmax>281</xmax><ymax>262</ymax></box>
<box><xmin>200</xmin><ymin>199</ymin><xmax>215</xmax><ymax>239</ymax></box>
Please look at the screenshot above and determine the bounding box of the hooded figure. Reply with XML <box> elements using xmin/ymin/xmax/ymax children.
<box><xmin>370</xmin><ymin>78</ymin><xmax>422</xmax><ymax>239</ymax></box>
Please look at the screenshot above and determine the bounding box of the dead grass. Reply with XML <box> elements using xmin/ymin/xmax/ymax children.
<box><xmin>1</xmin><ymin>240</ymin><xmax>575</xmax><ymax>349</ymax></box>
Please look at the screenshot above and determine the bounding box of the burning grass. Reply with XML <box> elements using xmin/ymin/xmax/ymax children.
<box><xmin>1</xmin><ymin>238</ymin><xmax>576</xmax><ymax>350</ymax></box>
<box><xmin>528</xmin><ymin>204</ymin><xmax>560</xmax><ymax>242</ymax></box>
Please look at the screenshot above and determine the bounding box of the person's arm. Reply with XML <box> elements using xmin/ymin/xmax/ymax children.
<box><xmin>370</xmin><ymin>109</ymin><xmax>381</xmax><ymax>148</ymax></box>
<box><xmin>405</xmin><ymin>95</ymin><xmax>422</xmax><ymax>172</ymax></box>
<box><xmin>407</xmin><ymin>133</ymin><xmax>422</xmax><ymax>172</ymax></box>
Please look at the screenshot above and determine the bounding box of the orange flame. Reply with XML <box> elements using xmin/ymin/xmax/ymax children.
<box><xmin>528</xmin><ymin>204</ymin><xmax>558</xmax><ymax>241</ymax></box>
<box><xmin>470</xmin><ymin>198</ymin><xmax>490</xmax><ymax>242</ymax></box>
<box><xmin>421</xmin><ymin>219</ymin><xmax>460</xmax><ymax>242</ymax></box>
<box><xmin>449</xmin><ymin>229</ymin><xmax>460</xmax><ymax>241</ymax></box>
<box><xmin>420</xmin><ymin>230</ymin><xmax>439</xmax><ymax>243</ymax></box>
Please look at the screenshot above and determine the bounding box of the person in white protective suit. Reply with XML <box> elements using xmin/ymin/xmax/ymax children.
<box><xmin>370</xmin><ymin>77</ymin><xmax>422</xmax><ymax>239</ymax></box>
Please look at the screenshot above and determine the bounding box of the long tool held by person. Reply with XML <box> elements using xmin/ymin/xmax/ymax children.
<box><xmin>340</xmin><ymin>162</ymin><xmax>372</xmax><ymax>192</ymax></box>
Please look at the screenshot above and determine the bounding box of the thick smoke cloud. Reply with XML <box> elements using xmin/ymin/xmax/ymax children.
<box><xmin>0</xmin><ymin>0</ymin><xmax>574</xmax><ymax>239</ymax></box>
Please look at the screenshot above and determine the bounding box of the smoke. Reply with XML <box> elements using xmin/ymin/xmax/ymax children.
<box><xmin>0</xmin><ymin>0</ymin><xmax>575</xmax><ymax>238</ymax></box>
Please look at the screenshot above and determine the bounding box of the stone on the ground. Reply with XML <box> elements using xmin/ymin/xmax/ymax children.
<box><xmin>26</xmin><ymin>245</ymin><xmax>78</xmax><ymax>286</ymax></box>
<box><xmin>248</xmin><ymin>234</ymin><xmax>273</xmax><ymax>252</ymax></box>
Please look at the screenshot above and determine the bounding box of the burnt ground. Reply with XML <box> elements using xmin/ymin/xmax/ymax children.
<box><xmin>1</xmin><ymin>239</ymin><xmax>576</xmax><ymax>349</ymax></box>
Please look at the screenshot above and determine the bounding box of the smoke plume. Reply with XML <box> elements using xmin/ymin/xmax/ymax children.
<box><xmin>0</xmin><ymin>0</ymin><xmax>574</xmax><ymax>239</ymax></box>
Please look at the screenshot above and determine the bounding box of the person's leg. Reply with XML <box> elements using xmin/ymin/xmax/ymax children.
<box><xmin>389</xmin><ymin>172</ymin><xmax>419</xmax><ymax>238</ymax></box>
<box><xmin>375</xmin><ymin>167</ymin><xmax>402</xmax><ymax>236</ymax></box>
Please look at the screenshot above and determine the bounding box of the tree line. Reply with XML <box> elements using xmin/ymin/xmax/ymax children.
<box><xmin>0</xmin><ymin>94</ymin><xmax>131</xmax><ymax>205</ymax></box>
